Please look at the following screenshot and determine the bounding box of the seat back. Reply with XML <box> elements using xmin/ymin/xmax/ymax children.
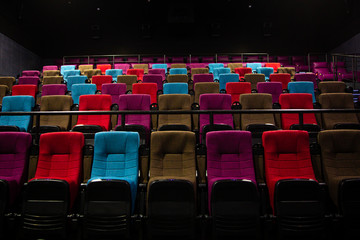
<box><xmin>265</xmin><ymin>63</ymin><xmax>281</xmax><ymax>72</ymax></box>
<box><xmin>91</xmin><ymin>75</ymin><xmax>113</xmax><ymax>91</ymax></box>
<box><xmin>257</xmin><ymin>67</ymin><xmax>274</xmax><ymax>80</ymax></box>
<box><xmin>78</xmin><ymin>64</ymin><xmax>93</xmax><ymax>75</ymax></box>
<box><xmin>318</xmin><ymin>81</ymin><xmax>346</xmax><ymax>93</ymax></box>
<box><xmin>143</xmin><ymin>74</ymin><xmax>163</xmax><ymax>90</ymax></box>
<box><xmin>43</xmin><ymin>70</ymin><xmax>61</xmax><ymax>77</ymax></box>
<box><xmin>208</xmin><ymin>63</ymin><xmax>224</xmax><ymax>73</ymax></box>
<box><xmin>0</xmin><ymin>77</ymin><xmax>15</xmax><ymax>92</ymax></box>
<box><xmin>279</xmin><ymin>93</ymin><xmax>317</xmax><ymax>130</ymax></box>
<box><xmin>96</xmin><ymin>64</ymin><xmax>112</xmax><ymax>74</ymax></box>
<box><xmin>60</xmin><ymin>65</ymin><xmax>76</xmax><ymax>75</ymax></box>
<box><xmin>43</xmin><ymin>76</ymin><xmax>63</xmax><ymax>85</ymax></box>
<box><xmin>66</xmin><ymin>75</ymin><xmax>87</xmax><ymax>91</ymax></box>
<box><xmin>148</xmin><ymin>69</ymin><xmax>166</xmax><ymax>81</ymax></box>
<box><xmin>133</xmin><ymin>64</ymin><xmax>149</xmax><ymax>74</ymax></box>
<box><xmin>269</xmin><ymin>73</ymin><xmax>291</xmax><ymax>89</ymax></box>
<box><xmin>105</xmin><ymin>69</ymin><xmax>123</xmax><ymax>82</ymax></box>
<box><xmin>167</xmin><ymin>74</ymin><xmax>188</xmax><ymax>83</ymax></box>
<box><xmin>114</xmin><ymin>64</ymin><xmax>130</xmax><ymax>74</ymax></box>
<box><xmin>240</xmin><ymin>93</ymin><xmax>275</xmax><ymax>130</ymax></box>
<box><xmin>194</xmin><ymin>82</ymin><xmax>220</xmax><ymax>104</ymax></box>
<box><xmin>41</xmin><ymin>84</ymin><xmax>67</xmax><ymax>96</ymax></box>
<box><xmin>294</xmin><ymin>73</ymin><xmax>317</xmax><ymax>89</ymax></box>
<box><xmin>234</xmin><ymin>67</ymin><xmax>252</xmax><ymax>78</ymax></box>
<box><xmin>101</xmin><ymin>83</ymin><xmax>127</xmax><ymax>105</ymax></box>
<box><xmin>227</xmin><ymin>63</ymin><xmax>243</xmax><ymax>73</ymax></box>
<box><xmin>244</xmin><ymin>73</ymin><xmax>265</xmax><ymax>89</ymax></box>
<box><xmin>226</xmin><ymin>82</ymin><xmax>251</xmax><ymax>103</ymax></box>
<box><xmin>71</xmin><ymin>84</ymin><xmax>97</xmax><ymax>104</ymax></box>
<box><xmin>193</xmin><ymin>74</ymin><xmax>213</xmax><ymax>86</ymax></box>
<box><xmin>40</xmin><ymin>95</ymin><xmax>73</xmax><ymax>130</ymax></box>
<box><xmin>190</xmin><ymin>68</ymin><xmax>209</xmax><ymax>80</ymax></box>
<box><xmin>77</xmin><ymin>94</ymin><xmax>112</xmax><ymax>130</ymax></box>
<box><xmin>257</xmin><ymin>82</ymin><xmax>282</xmax><ymax>103</ymax></box>
<box><xmin>127</xmin><ymin>69</ymin><xmax>144</xmax><ymax>81</ymax></box>
<box><xmin>287</xmin><ymin>82</ymin><xmax>315</xmax><ymax>102</ymax></box>
<box><xmin>151</xmin><ymin>64</ymin><xmax>168</xmax><ymax>73</ymax></box>
<box><xmin>117</xmin><ymin>75</ymin><xmax>137</xmax><ymax>92</ymax></box>
<box><xmin>18</xmin><ymin>76</ymin><xmax>39</xmax><ymax>86</ymax></box>
<box><xmin>62</xmin><ymin>70</ymin><xmax>81</xmax><ymax>83</ymax></box>
<box><xmin>43</xmin><ymin>65</ymin><xmax>58</xmax><ymax>72</ymax></box>
<box><xmin>132</xmin><ymin>83</ymin><xmax>158</xmax><ymax>104</ymax></box>
<box><xmin>319</xmin><ymin>93</ymin><xmax>359</xmax><ymax>129</ymax></box>
<box><xmin>169</xmin><ymin>68</ymin><xmax>187</xmax><ymax>75</ymax></box>
<box><xmin>22</xmin><ymin>70</ymin><xmax>40</xmax><ymax>77</ymax></box>
<box><xmin>170</xmin><ymin>63</ymin><xmax>186</xmax><ymax>69</ymax></box>
<box><xmin>246</xmin><ymin>63</ymin><xmax>262</xmax><ymax>73</ymax></box>
<box><xmin>218</xmin><ymin>73</ymin><xmax>239</xmax><ymax>90</ymax></box>
<box><xmin>84</xmin><ymin>69</ymin><xmax>102</xmax><ymax>80</ymax></box>
<box><xmin>213</xmin><ymin>67</ymin><xmax>231</xmax><ymax>80</ymax></box>
<box><xmin>158</xmin><ymin>94</ymin><xmax>191</xmax><ymax>130</ymax></box>
<box><xmin>163</xmin><ymin>83</ymin><xmax>188</xmax><ymax>94</ymax></box>
<box><xmin>12</xmin><ymin>85</ymin><xmax>37</xmax><ymax>98</ymax></box>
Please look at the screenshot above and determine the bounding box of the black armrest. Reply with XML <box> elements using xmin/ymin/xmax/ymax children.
<box><xmin>0</xmin><ymin>126</ymin><xmax>20</xmax><ymax>132</ymax></box>
<box><xmin>334</xmin><ymin>123</ymin><xmax>360</xmax><ymax>130</ymax></box>
<box><xmin>31</xmin><ymin>126</ymin><xmax>61</xmax><ymax>134</ymax></box>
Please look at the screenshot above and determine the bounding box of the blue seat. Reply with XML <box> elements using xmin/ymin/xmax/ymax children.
<box><xmin>0</xmin><ymin>96</ymin><xmax>35</xmax><ymax>131</ymax></box>
<box><xmin>62</xmin><ymin>70</ymin><xmax>81</xmax><ymax>83</ymax></box>
<box><xmin>288</xmin><ymin>81</ymin><xmax>316</xmax><ymax>103</ymax></box>
<box><xmin>88</xmin><ymin>131</ymin><xmax>140</xmax><ymax>213</ymax></box>
<box><xmin>247</xmin><ymin>63</ymin><xmax>262</xmax><ymax>73</ymax></box>
<box><xmin>152</xmin><ymin>64</ymin><xmax>168</xmax><ymax>73</ymax></box>
<box><xmin>163</xmin><ymin>83</ymin><xmax>188</xmax><ymax>94</ymax></box>
<box><xmin>66</xmin><ymin>75</ymin><xmax>88</xmax><ymax>91</ymax></box>
<box><xmin>208</xmin><ymin>63</ymin><xmax>224</xmax><ymax>74</ymax></box>
<box><xmin>257</xmin><ymin>67</ymin><xmax>274</xmax><ymax>81</ymax></box>
<box><xmin>169</xmin><ymin>68</ymin><xmax>187</xmax><ymax>75</ymax></box>
<box><xmin>218</xmin><ymin>73</ymin><xmax>240</xmax><ymax>91</ymax></box>
<box><xmin>71</xmin><ymin>84</ymin><xmax>96</xmax><ymax>104</ymax></box>
<box><xmin>105</xmin><ymin>69</ymin><xmax>123</xmax><ymax>82</ymax></box>
<box><xmin>60</xmin><ymin>65</ymin><xmax>76</xmax><ymax>76</ymax></box>
<box><xmin>213</xmin><ymin>67</ymin><xmax>231</xmax><ymax>80</ymax></box>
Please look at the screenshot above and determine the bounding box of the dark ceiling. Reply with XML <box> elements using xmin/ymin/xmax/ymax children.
<box><xmin>0</xmin><ymin>0</ymin><xmax>359</xmax><ymax>58</ymax></box>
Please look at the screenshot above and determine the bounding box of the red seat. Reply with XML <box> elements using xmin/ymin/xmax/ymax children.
<box><xmin>262</xmin><ymin>130</ymin><xmax>316</xmax><ymax>210</ymax></box>
<box><xmin>12</xmin><ymin>85</ymin><xmax>37</xmax><ymax>98</ymax></box>
<box><xmin>31</xmin><ymin>132</ymin><xmax>84</xmax><ymax>207</ymax></box>
<box><xmin>225</xmin><ymin>82</ymin><xmax>251</xmax><ymax>104</ymax></box>
<box><xmin>76</xmin><ymin>94</ymin><xmax>112</xmax><ymax>130</ymax></box>
<box><xmin>127</xmin><ymin>69</ymin><xmax>144</xmax><ymax>81</ymax></box>
<box><xmin>269</xmin><ymin>73</ymin><xmax>291</xmax><ymax>89</ymax></box>
<box><xmin>279</xmin><ymin>93</ymin><xmax>317</xmax><ymax>130</ymax></box>
<box><xmin>234</xmin><ymin>67</ymin><xmax>252</xmax><ymax>79</ymax></box>
<box><xmin>132</xmin><ymin>83</ymin><xmax>157</xmax><ymax>104</ymax></box>
<box><xmin>265</xmin><ymin>63</ymin><xmax>281</xmax><ymax>72</ymax></box>
<box><xmin>91</xmin><ymin>75</ymin><xmax>113</xmax><ymax>91</ymax></box>
<box><xmin>96</xmin><ymin>64</ymin><xmax>112</xmax><ymax>74</ymax></box>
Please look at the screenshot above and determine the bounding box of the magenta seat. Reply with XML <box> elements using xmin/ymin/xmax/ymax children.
<box><xmin>148</xmin><ymin>69</ymin><xmax>166</xmax><ymax>82</ymax></box>
<box><xmin>22</xmin><ymin>70</ymin><xmax>40</xmax><ymax>77</ymax></box>
<box><xmin>142</xmin><ymin>74</ymin><xmax>164</xmax><ymax>91</ymax></box>
<box><xmin>257</xmin><ymin>82</ymin><xmax>282</xmax><ymax>103</ymax></box>
<box><xmin>41</xmin><ymin>84</ymin><xmax>67</xmax><ymax>96</ymax></box>
<box><xmin>193</xmin><ymin>74</ymin><xmax>214</xmax><ymax>87</ymax></box>
<box><xmin>42</xmin><ymin>66</ymin><xmax>58</xmax><ymax>72</ymax></box>
<box><xmin>101</xmin><ymin>83</ymin><xmax>127</xmax><ymax>105</ymax></box>
<box><xmin>18</xmin><ymin>76</ymin><xmax>40</xmax><ymax>86</ymax></box>
<box><xmin>294</xmin><ymin>73</ymin><xmax>317</xmax><ymax>89</ymax></box>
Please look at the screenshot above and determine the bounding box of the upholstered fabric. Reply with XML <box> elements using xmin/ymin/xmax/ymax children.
<box><xmin>133</xmin><ymin>64</ymin><xmax>149</xmax><ymax>74</ymax></box>
<box><xmin>318</xmin><ymin>130</ymin><xmax>360</xmax><ymax>206</ymax></box>
<box><xmin>240</xmin><ymin>93</ymin><xmax>275</xmax><ymax>130</ymax></box>
<box><xmin>244</xmin><ymin>74</ymin><xmax>265</xmax><ymax>89</ymax></box>
<box><xmin>0</xmin><ymin>96</ymin><xmax>35</xmax><ymax>131</ymax></box>
<box><xmin>105</xmin><ymin>69</ymin><xmax>123</xmax><ymax>82</ymax></box>
<box><xmin>101</xmin><ymin>83</ymin><xmax>127</xmax><ymax>105</ymax></box>
<box><xmin>143</xmin><ymin>74</ymin><xmax>163</xmax><ymax>91</ymax></box>
<box><xmin>318</xmin><ymin>81</ymin><xmax>346</xmax><ymax>93</ymax></box>
<box><xmin>194</xmin><ymin>83</ymin><xmax>220</xmax><ymax>104</ymax></box>
<box><xmin>226</xmin><ymin>82</ymin><xmax>251</xmax><ymax>103</ymax></box>
<box><xmin>18</xmin><ymin>76</ymin><xmax>39</xmax><ymax>86</ymax></box>
<box><xmin>71</xmin><ymin>84</ymin><xmax>97</xmax><ymax>104</ymax></box>
<box><xmin>277</xmin><ymin>67</ymin><xmax>296</xmax><ymax>80</ymax></box>
<box><xmin>218</xmin><ymin>73</ymin><xmax>239</xmax><ymax>90</ymax></box>
<box><xmin>246</xmin><ymin>63</ymin><xmax>262</xmax><ymax>73</ymax></box>
<box><xmin>262</xmin><ymin>130</ymin><xmax>316</xmax><ymax>210</ymax></box>
<box><xmin>43</xmin><ymin>70</ymin><xmax>61</xmax><ymax>77</ymax></box>
<box><xmin>265</xmin><ymin>63</ymin><xmax>281</xmax><ymax>72</ymax></box>
<box><xmin>213</xmin><ymin>68</ymin><xmax>231</xmax><ymax>81</ymax></box>
<box><xmin>66</xmin><ymin>75</ymin><xmax>87</xmax><ymax>91</ymax></box>
<box><xmin>12</xmin><ymin>85</ymin><xmax>37</xmax><ymax>98</ymax></box>
<box><xmin>96</xmin><ymin>64</ymin><xmax>112</xmax><ymax>74</ymax></box>
<box><xmin>294</xmin><ymin>73</ymin><xmax>317</xmax><ymax>88</ymax></box>
<box><xmin>190</xmin><ymin>68</ymin><xmax>209</xmax><ymax>80</ymax></box>
<box><xmin>227</xmin><ymin>63</ymin><xmax>243</xmax><ymax>73</ymax></box>
<box><xmin>89</xmin><ymin>132</ymin><xmax>140</xmax><ymax>212</ymax></box>
<box><xmin>60</xmin><ymin>65</ymin><xmax>76</xmax><ymax>75</ymax></box>
<box><xmin>42</xmin><ymin>65</ymin><xmax>58</xmax><ymax>71</ymax></box>
<box><xmin>208</xmin><ymin>63</ymin><xmax>224</xmax><ymax>74</ymax></box>
<box><xmin>257</xmin><ymin>67</ymin><xmax>274</xmax><ymax>80</ymax></box>
<box><xmin>43</xmin><ymin>76</ymin><xmax>63</xmax><ymax>85</ymax></box>
<box><xmin>0</xmin><ymin>77</ymin><xmax>15</xmax><ymax>92</ymax></box>
<box><xmin>163</xmin><ymin>83</ymin><xmax>188</xmax><ymax>94</ymax></box>
<box><xmin>0</xmin><ymin>132</ymin><xmax>32</xmax><ymax>205</ymax></box>
<box><xmin>279</xmin><ymin>93</ymin><xmax>318</xmax><ymax>130</ymax></box>
<box><xmin>287</xmin><ymin>82</ymin><xmax>316</xmax><ymax>102</ymax></box>
<box><xmin>319</xmin><ymin>93</ymin><xmax>359</xmax><ymax>129</ymax></box>
<box><xmin>91</xmin><ymin>75</ymin><xmax>113</xmax><ymax>91</ymax></box>
<box><xmin>167</xmin><ymin>74</ymin><xmax>188</xmax><ymax>83</ymax></box>
<box><xmin>22</xmin><ymin>70</ymin><xmax>40</xmax><ymax>77</ymax></box>
<box><xmin>114</xmin><ymin>64</ymin><xmax>130</xmax><ymax>74</ymax></box>
<box><xmin>269</xmin><ymin>73</ymin><xmax>291</xmax><ymax>89</ymax></box>
<box><xmin>0</xmin><ymin>85</ymin><xmax>8</xmax><ymax>104</ymax></box>
<box><xmin>62</xmin><ymin>70</ymin><xmax>81</xmax><ymax>83</ymax></box>
<box><xmin>32</xmin><ymin>132</ymin><xmax>84</xmax><ymax>207</ymax></box>
<box><xmin>148</xmin><ymin>69</ymin><xmax>166</xmax><ymax>82</ymax></box>
<box><xmin>41</xmin><ymin>84</ymin><xmax>67</xmax><ymax>96</ymax></box>
<box><xmin>169</xmin><ymin>68</ymin><xmax>187</xmax><ymax>75</ymax></box>
<box><xmin>40</xmin><ymin>95</ymin><xmax>73</xmax><ymax>130</ymax></box>
<box><xmin>170</xmin><ymin>63</ymin><xmax>186</xmax><ymax>69</ymax></box>
<box><xmin>257</xmin><ymin>82</ymin><xmax>282</xmax><ymax>103</ymax></box>
<box><xmin>132</xmin><ymin>83</ymin><xmax>157</xmax><ymax>104</ymax></box>
<box><xmin>158</xmin><ymin>94</ymin><xmax>191</xmax><ymax>130</ymax></box>
<box><xmin>76</xmin><ymin>94</ymin><xmax>112</xmax><ymax>130</ymax></box>
<box><xmin>117</xmin><ymin>75</ymin><xmax>137</xmax><ymax>92</ymax></box>
<box><xmin>78</xmin><ymin>64</ymin><xmax>93</xmax><ymax>75</ymax></box>
<box><xmin>193</xmin><ymin>74</ymin><xmax>213</xmax><ymax>86</ymax></box>
<box><xmin>84</xmin><ymin>69</ymin><xmax>102</xmax><ymax>80</ymax></box>
<box><xmin>234</xmin><ymin>67</ymin><xmax>252</xmax><ymax>78</ymax></box>
<box><xmin>151</xmin><ymin>64</ymin><xmax>168</xmax><ymax>73</ymax></box>
<box><xmin>127</xmin><ymin>69</ymin><xmax>144</xmax><ymax>81</ymax></box>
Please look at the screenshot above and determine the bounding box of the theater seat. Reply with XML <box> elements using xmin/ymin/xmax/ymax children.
<box><xmin>207</xmin><ymin>131</ymin><xmax>260</xmax><ymax>239</ymax></box>
<box><xmin>41</xmin><ymin>84</ymin><xmax>67</xmax><ymax>96</ymax></box>
<box><xmin>234</xmin><ymin>67</ymin><xmax>252</xmax><ymax>79</ymax></box>
<box><xmin>269</xmin><ymin>73</ymin><xmax>291</xmax><ymax>90</ymax></box>
<box><xmin>66</xmin><ymin>75</ymin><xmax>88</xmax><ymax>92</ymax></box>
<box><xmin>42</xmin><ymin>76</ymin><xmax>63</xmax><ymax>85</ymax></box>
<box><xmin>244</xmin><ymin>73</ymin><xmax>266</xmax><ymax>90</ymax></box>
<box><xmin>96</xmin><ymin>64</ymin><xmax>112</xmax><ymax>74</ymax></box>
<box><xmin>105</xmin><ymin>69</ymin><xmax>123</xmax><ymax>82</ymax></box>
<box><xmin>218</xmin><ymin>73</ymin><xmax>239</xmax><ymax>91</ymax></box>
<box><xmin>142</xmin><ymin>74</ymin><xmax>163</xmax><ymax>92</ymax></box>
<box><xmin>226</xmin><ymin>82</ymin><xmax>251</xmax><ymax>104</ymax></box>
<box><xmin>71</xmin><ymin>84</ymin><xmax>97</xmax><ymax>104</ymax></box>
<box><xmin>22</xmin><ymin>132</ymin><xmax>84</xmax><ymax>238</ymax></box>
<box><xmin>208</xmin><ymin>63</ymin><xmax>224</xmax><ymax>74</ymax></box>
<box><xmin>91</xmin><ymin>75</ymin><xmax>113</xmax><ymax>92</ymax></box>
<box><xmin>117</xmin><ymin>75</ymin><xmax>137</xmax><ymax>93</ymax></box>
<box><xmin>84</xmin><ymin>132</ymin><xmax>139</xmax><ymax>238</ymax></box>
<box><xmin>12</xmin><ymin>85</ymin><xmax>37</xmax><ymax>99</ymax></box>
<box><xmin>262</xmin><ymin>130</ymin><xmax>324</xmax><ymax>238</ymax></box>
<box><xmin>127</xmin><ymin>69</ymin><xmax>144</xmax><ymax>81</ymax></box>
<box><xmin>163</xmin><ymin>83</ymin><xmax>188</xmax><ymax>94</ymax></box>
<box><xmin>257</xmin><ymin>82</ymin><xmax>282</xmax><ymax>103</ymax></box>
<box><xmin>101</xmin><ymin>83</ymin><xmax>126</xmax><ymax>105</ymax></box>
<box><xmin>132</xmin><ymin>83</ymin><xmax>158</xmax><ymax>104</ymax></box>
<box><xmin>147</xmin><ymin>131</ymin><xmax>196</xmax><ymax>239</ymax></box>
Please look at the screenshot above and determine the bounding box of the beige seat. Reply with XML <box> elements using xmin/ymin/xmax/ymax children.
<box><xmin>277</xmin><ymin>67</ymin><xmax>296</xmax><ymax>80</ymax></box>
<box><xmin>79</xmin><ymin>64</ymin><xmax>94</xmax><ymax>75</ymax></box>
<box><xmin>117</xmin><ymin>75</ymin><xmax>138</xmax><ymax>92</ymax></box>
<box><xmin>43</xmin><ymin>70</ymin><xmax>60</xmax><ymax>77</ymax></box>
<box><xmin>167</xmin><ymin>74</ymin><xmax>188</xmax><ymax>83</ymax></box>
<box><xmin>244</xmin><ymin>74</ymin><xmax>266</xmax><ymax>90</ymax></box>
<box><xmin>84</xmin><ymin>69</ymin><xmax>102</xmax><ymax>80</ymax></box>
<box><xmin>43</xmin><ymin>76</ymin><xmax>64</xmax><ymax>85</ymax></box>
<box><xmin>170</xmin><ymin>63</ymin><xmax>186</xmax><ymax>69</ymax></box>
<box><xmin>133</xmin><ymin>64</ymin><xmax>149</xmax><ymax>74</ymax></box>
<box><xmin>318</xmin><ymin>81</ymin><xmax>346</xmax><ymax>93</ymax></box>
<box><xmin>190</xmin><ymin>68</ymin><xmax>209</xmax><ymax>80</ymax></box>
<box><xmin>227</xmin><ymin>63</ymin><xmax>243</xmax><ymax>73</ymax></box>
<box><xmin>0</xmin><ymin>77</ymin><xmax>15</xmax><ymax>93</ymax></box>
<box><xmin>0</xmin><ymin>85</ymin><xmax>9</xmax><ymax>104</ymax></box>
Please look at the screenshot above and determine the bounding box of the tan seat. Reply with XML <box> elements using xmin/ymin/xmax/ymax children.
<box><xmin>117</xmin><ymin>75</ymin><xmax>138</xmax><ymax>92</ymax></box>
<box><xmin>244</xmin><ymin>74</ymin><xmax>266</xmax><ymax>90</ymax></box>
<box><xmin>318</xmin><ymin>81</ymin><xmax>346</xmax><ymax>93</ymax></box>
<box><xmin>190</xmin><ymin>68</ymin><xmax>209</xmax><ymax>80</ymax></box>
<box><xmin>84</xmin><ymin>69</ymin><xmax>102</xmax><ymax>80</ymax></box>
<box><xmin>227</xmin><ymin>63</ymin><xmax>243</xmax><ymax>73</ymax></box>
<box><xmin>157</xmin><ymin>94</ymin><xmax>192</xmax><ymax>130</ymax></box>
<box><xmin>167</xmin><ymin>74</ymin><xmax>188</xmax><ymax>83</ymax></box>
<box><xmin>318</xmin><ymin>130</ymin><xmax>360</xmax><ymax>207</ymax></box>
<box><xmin>277</xmin><ymin>67</ymin><xmax>296</xmax><ymax>80</ymax></box>
<box><xmin>319</xmin><ymin>93</ymin><xmax>359</xmax><ymax>129</ymax></box>
<box><xmin>0</xmin><ymin>85</ymin><xmax>9</xmax><ymax>104</ymax></box>
<box><xmin>39</xmin><ymin>95</ymin><xmax>73</xmax><ymax>130</ymax></box>
<box><xmin>43</xmin><ymin>76</ymin><xmax>64</xmax><ymax>85</ymax></box>
<box><xmin>170</xmin><ymin>63</ymin><xmax>186</xmax><ymax>69</ymax></box>
<box><xmin>133</xmin><ymin>64</ymin><xmax>149</xmax><ymax>74</ymax></box>
<box><xmin>79</xmin><ymin>64</ymin><xmax>94</xmax><ymax>75</ymax></box>
<box><xmin>0</xmin><ymin>77</ymin><xmax>15</xmax><ymax>92</ymax></box>
<box><xmin>43</xmin><ymin>70</ymin><xmax>60</xmax><ymax>77</ymax></box>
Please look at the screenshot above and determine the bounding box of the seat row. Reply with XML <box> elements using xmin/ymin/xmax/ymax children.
<box><xmin>0</xmin><ymin>129</ymin><xmax>359</xmax><ymax>239</ymax></box>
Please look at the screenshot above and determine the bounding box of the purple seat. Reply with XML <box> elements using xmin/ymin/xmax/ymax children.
<box><xmin>41</xmin><ymin>84</ymin><xmax>67</xmax><ymax>96</ymax></box>
<box><xmin>206</xmin><ymin>130</ymin><xmax>259</xmax><ymax>238</ymax></box>
<box><xmin>0</xmin><ymin>132</ymin><xmax>32</xmax><ymax>206</ymax></box>
<box><xmin>294</xmin><ymin>73</ymin><xmax>317</xmax><ymax>89</ymax></box>
<box><xmin>189</xmin><ymin>63</ymin><xmax>208</xmax><ymax>69</ymax></box>
<box><xmin>142</xmin><ymin>74</ymin><xmax>163</xmax><ymax>91</ymax></box>
<box><xmin>292</xmin><ymin>56</ymin><xmax>308</xmax><ymax>72</ymax></box>
<box><xmin>18</xmin><ymin>76</ymin><xmax>40</xmax><ymax>86</ymax></box>
<box><xmin>116</xmin><ymin>94</ymin><xmax>151</xmax><ymax>144</ymax></box>
<box><xmin>199</xmin><ymin>94</ymin><xmax>233</xmax><ymax>143</ymax></box>
<box><xmin>193</xmin><ymin>74</ymin><xmax>214</xmax><ymax>87</ymax></box>
<box><xmin>331</xmin><ymin>62</ymin><xmax>354</xmax><ymax>81</ymax></box>
<box><xmin>42</xmin><ymin>66</ymin><xmax>58</xmax><ymax>72</ymax></box>
<box><xmin>101</xmin><ymin>83</ymin><xmax>127</xmax><ymax>105</ymax></box>
<box><xmin>22</xmin><ymin>70</ymin><xmax>40</xmax><ymax>77</ymax></box>
<box><xmin>148</xmin><ymin>69</ymin><xmax>166</xmax><ymax>82</ymax></box>
<box><xmin>114</xmin><ymin>63</ymin><xmax>130</xmax><ymax>74</ymax></box>
<box><xmin>312</xmin><ymin>62</ymin><xmax>333</xmax><ymax>81</ymax></box>
<box><xmin>257</xmin><ymin>82</ymin><xmax>282</xmax><ymax>103</ymax></box>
